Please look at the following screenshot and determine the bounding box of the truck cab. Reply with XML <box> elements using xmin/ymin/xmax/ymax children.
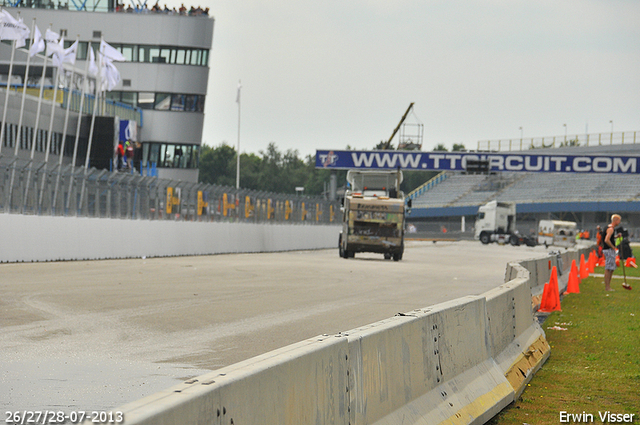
<box><xmin>339</xmin><ymin>170</ymin><xmax>408</xmax><ymax>261</ymax></box>
<box><xmin>474</xmin><ymin>200</ymin><xmax>517</xmax><ymax>244</ymax></box>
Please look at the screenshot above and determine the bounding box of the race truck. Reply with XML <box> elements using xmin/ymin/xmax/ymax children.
<box><xmin>339</xmin><ymin>170</ymin><xmax>410</xmax><ymax>261</ymax></box>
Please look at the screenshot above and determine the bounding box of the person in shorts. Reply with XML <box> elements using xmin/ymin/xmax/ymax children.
<box><xmin>603</xmin><ymin>214</ymin><xmax>631</xmax><ymax>291</ymax></box>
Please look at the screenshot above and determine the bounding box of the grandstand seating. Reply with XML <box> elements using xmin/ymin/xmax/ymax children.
<box><xmin>411</xmin><ymin>171</ymin><xmax>640</xmax><ymax>208</ymax></box>
<box><xmin>410</xmin><ymin>145</ymin><xmax>640</xmax><ymax>209</ymax></box>
<box><xmin>411</xmin><ymin>174</ymin><xmax>487</xmax><ymax>207</ymax></box>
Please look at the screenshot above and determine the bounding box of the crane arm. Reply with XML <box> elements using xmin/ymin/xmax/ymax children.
<box><xmin>381</xmin><ymin>102</ymin><xmax>414</xmax><ymax>150</ymax></box>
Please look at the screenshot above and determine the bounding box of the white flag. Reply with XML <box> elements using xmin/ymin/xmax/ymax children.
<box><xmin>101</xmin><ymin>57</ymin><xmax>120</xmax><ymax>91</ymax></box>
<box><xmin>44</xmin><ymin>28</ymin><xmax>59</xmax><ymax>44</ymax></box>
<box><xmin>51</xmin><ymin>38</ymin><xmax>77</xmax><ymax>70</ymax></box>
<box><xmin>29</xmin><ymin>25</ymin><xmax>45</xmax><ymax>57</ymax></box>
<box><xmin>47</xmin><ymin>35</ymin><xmax>64</xmax><ymax>58</ymax></box>
<box><xmin>100</xmin><ymin>39</ymin><xmax>125</xmax><ymax>62</ymax></box>
<box><xmin>88</xmin><ymin>46</ymin><xmax>98</xmax><ymax>76</ymax></box>
<box><xmin>62</xmin><ymin>39</ymin><xmax>78</xmax><ymax>64</ymax></box>
<box><xmin>0</xmin><ymin>10</ymin><xmax>30</xmax><ymax>48</ymax></box>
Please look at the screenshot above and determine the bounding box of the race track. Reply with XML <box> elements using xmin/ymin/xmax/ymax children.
<box><xmin>0</xmin><ymin>240</ymin><xmax>550</xmax><ymax>411</ymax></box>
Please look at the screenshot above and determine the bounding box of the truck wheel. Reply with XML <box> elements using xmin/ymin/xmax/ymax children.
<box><xmin>480</xmin><ymin>233</ymin><xmax>490</xmax><ymax>245</ymax></box>
<box><xmin>393</xmin><ymin>252</ymin><xmax>403</xmax><ymax>261</ymax></box>
<box><xmin>384</xmin><ymin>253</ymin><xmax>391</xmax><ymax>260</ymax></box>
<box><xmin>338</xmin><ymin>235</ymin><xmax>344</xmax><ymax>258</ymax></box>
<box><xmin>509</xmin><ymin>235</ymin><xmax>519</xmax><ymax>246</ymax></box>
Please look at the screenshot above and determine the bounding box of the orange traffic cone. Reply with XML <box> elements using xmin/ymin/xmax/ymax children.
<box><xmin>625</xmin><ymin>257</ymin><xmax>637</xmax><ymax>269</ymax></box>
<box><xmin>579</xmin><ymin>254</ymin><xmax>589</xmax><ymax>279</ymax></box>
<box><xmin>566</xmin><ymin>260</ymin><xmax>580</xmax><ymax>294</ymax></box>
<box><xmin>588</xmin><ymin>251</ymin><xmax>596</xmax><ymax>271</ymax></box>
<box><xmin>540</xmin><ymin>266</ymin><xmax>561</xmax><ymax>312</ymax></box>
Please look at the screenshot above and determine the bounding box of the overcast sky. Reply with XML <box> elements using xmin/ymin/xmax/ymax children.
<box><xmin>173</xmin><ymin>1</ymin><xmax>639</xmax><ymax>157</ymax></box>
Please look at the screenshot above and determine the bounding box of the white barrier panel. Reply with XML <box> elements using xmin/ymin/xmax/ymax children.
<box><xmin>484</xmin><ymin>263</ymin><xmax>550</xmax><ymax>398</ymax></box>
<box><xmin>0</xmin><ymin>214</ymin><xmax>340</xmax><ymax>262</ymax></box>
<box><xmin>347</xmin><ymin>296</ymin><xmax>513</xmax><ymax>425</ymax></box>
<box><xmin>116</xmin><ymin>335</ymin><xmax>349</xmax><ymax>425</ymax></box>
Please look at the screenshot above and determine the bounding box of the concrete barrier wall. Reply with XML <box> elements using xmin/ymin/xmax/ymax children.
<box><xmin>485</xmin><ymin>263</ymin><xmax>550</xmax><ymax>399</ymax></box>
<box><xmin>0</xmin><ymin>214</ymin><xmax>340</xmax><ymax>262</ymax></box>
<box><xmin>505</xmin><ymin>244</ymin><xmax>594</xmax><ymax>296</ymax></box>
<box><xmin>492</xmin><ymin>243</ymin><xmax>596</xmax><ymax>398</ymax></box>
<box><xmin>117</xmin><ymin>335</ymin><xmax>349</xmax><ymax>425</ymax></box>
<box><xmin>347</xmin><ymin>297</ymin><xmax>513</xmax><ymax>425</ymax></box>
<box><xmin>104</xmin><ymin>244</ymin><xmax>599</xmax><ymax>425</ymax></box>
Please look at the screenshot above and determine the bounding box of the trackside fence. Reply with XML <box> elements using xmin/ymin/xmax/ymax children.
<box><xmin>0</xmin><ymin>158</ymin><xmax>341</xmax><ymax>225</ymax></box>
<box><xmin>109</xmin><ymin>244</ymin><xmax>596</xmax><ymax>425</ymax></box>
<box><xmin>478</xmin><ymin>130</ymin><xmax>638</xmax><ymax>152</ymax></box>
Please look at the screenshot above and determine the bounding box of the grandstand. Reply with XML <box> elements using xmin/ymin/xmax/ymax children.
<box><xmin>407</xmin><ymin>143</ymin><xmax>640</xmax><ymax>239</ymax></box>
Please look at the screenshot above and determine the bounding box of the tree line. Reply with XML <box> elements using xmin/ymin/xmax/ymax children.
<box><xmin>198</xmin><ymin>142</ymin><xmax>465</xmax><ymax>196</ymax></box>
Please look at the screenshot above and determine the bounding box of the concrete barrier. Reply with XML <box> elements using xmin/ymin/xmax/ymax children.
<box><xmin>347</xmin><ymin>297</ymin><xmax>513</xmax><ymax>425</ymax></box>
<box><xmin>485</xmin><ymin>263</ymin><xmax>550</xmax><ymax>399</ymax></box>
<box><xmin>116</xmin><ymin>335</ymin><xmax>349</xmax><ymax>425</ymax></box>
<box><xmin>504</xmin><ymin>243</ymin><xmax>594</xmax><ymax>297</ymax></box>
<box><xmin>0</xmin><ymin>214</ymin><xmax>340</xmax><ymax>262</ymax></box>
<box><xmin>104</xmin><ymin>244</ymin><xmax>600</xmax><ymax>425</ymax></box>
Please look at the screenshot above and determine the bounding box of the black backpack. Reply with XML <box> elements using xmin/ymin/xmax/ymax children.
<box><xmin>599</xmin><ymin>226</ymin><xmax>608</xmax><ymax>248</ymax></box>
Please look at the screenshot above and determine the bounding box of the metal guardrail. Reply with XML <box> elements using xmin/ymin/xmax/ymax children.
<box><xmin>0</xmin><ymin>158</ymin><xmax>342</xmax><ymax>224</ymax></box>
<box><xmin>477</xmin><ymin>131</ymin><xmax>638</xmax><ymax>152</ymax></box>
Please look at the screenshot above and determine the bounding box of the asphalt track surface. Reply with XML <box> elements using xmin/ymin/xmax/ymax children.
<box><xmin>1</xmin><ymin>241</ymin><xmax>550</xmax><ymax>412</ymax></box>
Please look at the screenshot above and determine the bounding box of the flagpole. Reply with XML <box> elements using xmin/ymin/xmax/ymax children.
<box><xmin>65</xmin><ymin>55</ymin><xmax>90</xmax><ymax>215</ymax></box>
<box><xmin>77</xmin><ymin>38</ymin><xmax>102</xmax><ymax>214</ymax></box>
<box><xmin>52</xmin><ymin>60</ymin><xmax>83</xmax><ymax>214</ymax></box>
<box><xmin>7</xmin><ymin>18</ymin><xmax>36</xmax><ymax>210</ymax></box>
<box><xmin>0</xmin><ymin>40</ymin><xmax>16</xmax><ymax>159</ymax></box>
<box><xmin>22</xmin><ymin>22</ymin><xmax>49</xmax><ymax>213</ymax></box>
<box><xmin>38</xmin><ymin>26</ymin><xmax>59</xmax><ymax>211</ymax></box>
<box><xmin>236</xmin><ymin>80</ymin><xmax>241</xmax><ymax>189</ymax></box>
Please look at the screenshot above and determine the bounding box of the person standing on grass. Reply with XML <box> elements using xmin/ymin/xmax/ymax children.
<box><xmin>603</xmin><ymin>214</ymin><xmax>631</xmax><ymax>291</ymax></box>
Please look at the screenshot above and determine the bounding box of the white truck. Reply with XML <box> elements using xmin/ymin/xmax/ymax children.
<box><xmin>339</xmin><ymin>170</ymin><xmax>409</xmax><ymax>261</ymax></box>
<box><xmin>474</xmin><ymin>200</ymin><xmax>535</xmax><ymax>246</ymax></box>
<box><xmin>537</xmin><ymin>220</ymin><xmax>577</xmax><ymax>248</ymax></box>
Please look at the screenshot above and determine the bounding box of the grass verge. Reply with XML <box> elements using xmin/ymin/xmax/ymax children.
<box><xmin>487</xmin><ymin>248</ymin><xmax>640</xmax><ymax>424</ymax></box>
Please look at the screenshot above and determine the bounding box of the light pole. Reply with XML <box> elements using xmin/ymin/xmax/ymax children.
<box><xmin>563</xmin><ymin>123</ymin><xmax>567</xmax><ymax>145</ymax></box>
<box><xmin>519</xmin><ymin>127</ymin><xmax>523</xmax><ymax>150</ymax></box>
<box><xmin>610</xmin><ymin>120</ymin><xmax>613</xmax><ymax>144</ymax></box>
<box><xmin>236</xmin><ymin>80</ymin><xmax>242</xmax><ymax>189</ymax></box>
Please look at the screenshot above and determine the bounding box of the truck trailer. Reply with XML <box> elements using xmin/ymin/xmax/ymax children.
<box><xmin>537</xmin><ymin>220</ymin><xmax>577</xmax><ymax>248</ymax></box>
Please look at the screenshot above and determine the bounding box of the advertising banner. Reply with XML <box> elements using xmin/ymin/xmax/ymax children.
<box><xmin>119</xmin><ymin>120</ymin><xmax>138</xmax><ymax>142</ymax></box>
<box><xmin>315</xmin><ymin>150</ymin><xmax>640</xmax><ymax>174</ymax></box>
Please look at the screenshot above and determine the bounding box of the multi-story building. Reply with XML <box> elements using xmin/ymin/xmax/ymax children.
<box><xmin>0</xmin><ymin>3</ymin><xmax>214</xmax><ymax>183</ymax></box>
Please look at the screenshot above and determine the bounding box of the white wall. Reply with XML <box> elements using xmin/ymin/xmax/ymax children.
<box><xmin>1</xmin><ymin>214</ymin><xmax>340</xmax><ymax>262</ymax></box>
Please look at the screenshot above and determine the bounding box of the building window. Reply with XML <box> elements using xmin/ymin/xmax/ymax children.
<box><xmin>121</xmin><ymin>44</ymin><xmax>136</xmax><ymax>61</ymax></box>
<box><xmin>106</xmin><ymin>43</ymin><xmax>209</xmax><ymax>66</ymax></box>
<box><xmin>143</xmin><ymin>142</ymin><xmax>199</xmax><ymax>169</ymax></box>
<box><xmin>154</xmin><ymin>93</ymin><xmax>172</xmax><ymax>110</ymax></box>
<box><xmin>109</xmin><ymin>91</ymin><xmax>205</xmax><ymax>112</ymax></box>
<box><xmin>138</xmin><ymin>92</ymin><xmax>154</xmax><ymax>109</ymax></box>
<box><xmin>170</xmin><ymin>94</ymin><xmax>185</xmax><ymax>111</ymax></box>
